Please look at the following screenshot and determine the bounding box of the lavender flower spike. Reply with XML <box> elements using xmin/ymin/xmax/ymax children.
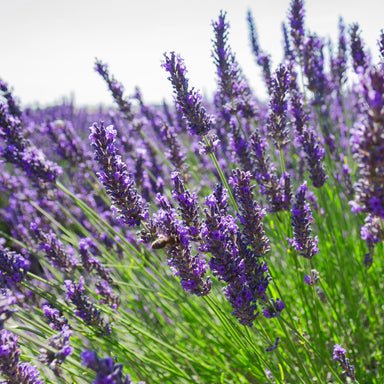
<box><xmin>349</xmin><ymin>23</ymin><xmax>369</xmax><ymax>73</ymax></box>
<box><xmin>0</xmin><ymin>247</ymin><xmax>30</xmax><ymax>288</ymax></box>
<box><xmin>333</xmin><ymin>344</ymin><xmax>356</xmax><ymax>381</ymax></box>
<box><xmin>81</xmin><ymin>350</ymin><xmax>143</xmax><ymax>384</ymax></box>
<box><xmin>351</xmin><ymin>65</ymin><xmax>384</xmax><ymax>218</ymax></box>
<box><xmin>267</xmin><ymin>65</ymin><xmax>291</xmax><ymax>150</ymax></box>
<box><xmin>290</xmin><ymin>89</ymin><xmax>327</xmax><ymax>188</ymax></box>
<box><xmin>289</xmin><ymin>0</ymin><xmax>306</xmax><ymax>54</ymax></box>
<box><xmin>89</xmin><ymin>121</ymin><xmax>148</xmax><ymax>226</ymax></box>
<box><xmin>289</xmin><ymin>182</ymin><xmax>319</xmax><ymax>259</ymax></box>
<box><xmin>0</xmin><ymin>329</ymin><xmax>45</xmax><ymax>384</ymax></box>
<box><xmin>162</xmin><ymin>52</ymin><xmax>214</xmax><ymax>136</ymax></box>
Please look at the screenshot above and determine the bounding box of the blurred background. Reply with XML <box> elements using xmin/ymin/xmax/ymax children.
<box><xmin>1</xmin><ymin>0</ymin><xmax>383</xmax><ymax>107</ymax></box>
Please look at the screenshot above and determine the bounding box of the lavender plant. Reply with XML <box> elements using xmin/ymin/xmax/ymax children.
<box><xmin>2</xmin><ymin>1</ymin><xmax>384</xmax><ymax>383</ymax></box>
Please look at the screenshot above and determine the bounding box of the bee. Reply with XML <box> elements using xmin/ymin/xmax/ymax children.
<box><xmin>151</xmin><ymin>234</ymin><xmax>179</xmax><ymax>250</ymax></box>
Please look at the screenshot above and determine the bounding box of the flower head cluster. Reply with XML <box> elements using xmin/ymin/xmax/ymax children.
<box><xmin>349</xmin><ymin>23</ymin><xmax>369</xmax><ymax>73</ymax></box>
<box><xmin>0</xmin><ymin>329</ymin><xmax>45</xmax><ymax>384</ymax></box>
<box><xmin>229</xmin><ymin>169</ymin><xmax>270</xmax><ymax>257</ymax></box>
<box><xmin>94</xmin><ymin>59</ymin><xmax>134</xmax><ymax>121</ymax></box>
<box><xmin>303</xmin><ymin>269</ymin><xmax>320</xmax><ymax>286</ymax></box>
<box><xmin>171</xmin><ymin>171</ymin><xmax>201</xmax><ymax>239</ymax></box>
<box><xmin>351</xmin><ymin>66</ymin><xmax>384</xmax><ymax>218</ymax></box>
<box><xmin>212</xmin><ymin>11</ymin><xmax>256</xmax><ymax>118</ymax></box>
<box><xmin>360</xmin><ymin>214</ymin><xmax>383</xmax><ymax>268</ymax></box>
<box><xmin>64</xmin><ymin>276</ymin><xmax>111</xmax><ymax>335</ymax></box>
<box><xmin>154</xmin><ymin>194</ymin><xmax>211</xmax><ymax>296</ymax></box>
<box><xmin>267</xmin><ymin>65</ymin><xmax>291</xmax><ymax>150</ymax></box>
<box><xmin>81</xmin><ymin>350</ymin><xmax>143</xmax><ymax>384</ymax></box>
<box><xmin>39</xmin><ymin>307</ymin><xmax>73</xmax><ymax>370</ymax></box>
<box><xmin>89</xmin><ymin>121</ymin><xmax>149</xmax><ymax>226</ymax></box>
<box><xmin>303</xmin><ymin>34</ymin><xmax>329</xmax><ymax>104</ymax></box>
<box><xmin>162</xmin><ymin>52</ymin><xmax>214</xmax><ymax>136</ymax></box>
<box><xmin>0</xmin><ymin>81</ymin><xmax>62</xmax><ymax>188</ymax></box>
<box><xmin>333</xmin><ymin>344</ymin><xmax>356</xmax><ymax>381</ymax></box>
<box><xmin>330</xmin><ymin>17</ymin><xmax>348</xmax><ymax>89</ymax></box>
<box><xmin>289</xmin><ymin>0</ymin><xmax>306</xmax><ymax>54</ymax></box>
<box><xmin>250</xmin><ymin>130</ymin><xmax>292</xmax><ymax>212</ymax></box>
<box><xmin>0</xmin><ymin>247</ymin><xmax>30</xmax><ymax>288</ymax></box>
<box><xmin>30</xmin><ymin>222</ymin><xmax>78</xmax><ymax>272</ymax></box>
<box><xmin>290</xmin><ymin>90</ymin><xmax>327</xmax><ymax>188</ymax></box>
<box><xmin>289</xmin><ymin>182</ymin><xmax>319</xmax><ymax>259</ymax></box>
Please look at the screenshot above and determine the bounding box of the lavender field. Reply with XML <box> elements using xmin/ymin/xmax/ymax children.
<box><xmin>1</xmin><ymin>1</ymin><xmax>384</xmax><ymax>383</ymax></box>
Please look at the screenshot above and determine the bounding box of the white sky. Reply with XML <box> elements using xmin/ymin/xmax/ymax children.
<box><xmin>1</xmin><ymin>0</ymin><xmax>383</xmax><ymax>107</ymax></box>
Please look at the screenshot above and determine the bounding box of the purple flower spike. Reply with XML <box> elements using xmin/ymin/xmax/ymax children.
<box><xmin>267</xmin><ymin>65</ymin><xmax>291</xmax><ymax>150</ymax></box>
<box><xmin>290</xmin><ymin>90</ymin><xmax>327</xmax><ymax>188</ymax></box>
<box><xmin>0</xmin><ymin>247</ymin><xmax>30</xmax><ymax>288</ymax></box>
<box><xmin>162</xmin><ymin>52</ymin><xmax>213</xmax><ymax>137</ymax></box>
<box><xmin>289</xmin><ymin>0</ymin><xmax>306</xmax><ymax>54</ymax></box>
<box><xmin>94</xmin><ymin>59</ymin><xmax>134</xmax><ymax>122</ymax></box>
<box><xmin>289</xmin><ymin>182</ymin><xmax>319</xmax><ymax>259</ymax></box>
<box><xmin>81</xmin><ymin>350</ymin><xmax>138</xmax><ymax>384</ymax></box>
<box><xmin>229</xmin><ymin>169</ymin><xmax>270</xmax><ymax>257</ymax></box>
<box><xmin>64</xmin><ymin>277</ymin><xmax>111</xmax><ymax>335</ymax></box>
<box><xmin>89</xmin><ymin>121</ymin><xmax>149</xmax><ymax>227</ymax></box>
<box><xmin>333</xmin><ymin>344</ymin><xmax>356</xmax><ymax>381</ymax></box>
<box><xmin>351</xmin><ymin>66</ymin><xmax>384</xmax><ymax>218</ymax></box>
<box><xmin>349</xmin><ymin>23</ymin><xmax>369</xmax><ymax>73</ymax></box>
<box><xmin>154</xmin><ymin>194</ymin><xmax>211</xmax><ymax>297</ymax></box>
<box><xmin>213</xmin><ymin>11</ymin><xmax>256</xmax><ymax>117</ymax></box>
<box><xmin>261</xmin><ymin>298</ymin><xmax>285</xmax><ymax>319</ymax></box>
<box><xmin>0</xmin><ymin>329</ymin><xmax>45</xmax><ymax>384</ymax></box>
<box><xmin>0</xmin><ymin>81</ymin><xmax>62</xmax><ymax>190</ymax></box>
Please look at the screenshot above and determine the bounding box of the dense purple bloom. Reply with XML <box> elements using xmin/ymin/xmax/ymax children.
<box><xmin>160</xmin><ymin>123</ymin><xmax>187</xmax><ymax>174</ymax></box>
<box><xmin>261</xmin><ymin>298</ymin><xmax>286</xmax><ymax>319</ymax></box>
<box><xmin>229</xmin><ymin>169</ymin><xmax>270</xmax><ymax>257</ymax></box>
<box><xmin>0</xmin><ymin>247</ymin><xmax>30</xmax><ymax>288</ymax></box>
<box><xmin>171</xmin><ymin>171</ymin><xmax>201</xmax><ymax>240</ymax></box>
<box><xmin>212</xmin><ymin>11</ymin><xmax>256</xmax><ymax>118</ymax></box>
<box><xmin>202</xmin><ymin>190</ymin><xmax>259</xmax><ymax>326</ymax></box>
<box><xmin>89</xmin><ymin>121</ymin><xmax>149</xmax><ymax>226</ymax></box>
<box><xmin>289</xmin><ymin>0</ymin><xmax>305</xmax><ymax>54</ymax></box>
<box><xmin>64</xmin><ymin>277</ymin><xmax>111</xmax><ymax>335</ymax></box>
<box><xmin>39</xmin><ymin>324</ymin><xmax>73</xmax><ymax>369</ymax></box>
<box><xmin>351</xmin><ymin>66</ymin><xmax>384</xmax><ymax>218</ymax></box>
<box><xmin>0</xmin><ymin>329</ymin><xmax>45</xmax><ymax>384</ymax></box>
<box><xmin>289</xmin><ymin>182</ymin><xmax>319</xmax><ymax>259</ymax></box>
<box><xmin>79</xmin><ymin>238</ymin><xmax>113</xmax><ymax>284</ymax></box>
<box><xmin>333</xmin><ymin>344</ymin><xmax>356</xmax><ymax>381</ymax></box>
<box><xmin>42</xmin><ymin>304</ymin><xmax>69</xmax><ymax>331</ymax></box>
<box><xmin>95</xmin><ymin>59</ymin><xmax>134</xmax><ymax>122</ymax></box>
<box><xmin>349</xmin><ymin>23</ymin><xmax>369</xmax><ymax>73</ymax></box>
<box><xmin>303</xmin><ymin>34</ymin><xmax>329</xmax><ymax>104</ymax></box>
<box><xmin>281</xmin><ymin>22</ymin><xmax>295</xmax><ymax>61</ymax></box>
<box><xmin>154</xmin><ymin>194</ymin><xmax>211</xmax><ymax>296</ymax></box>
<box><xmin>250</xmin><ymin>130</ymin><xmax>292</xmax><ymax>212</ymax></box>
<box><xmin>360</xmin><ymin>215</ymin><xmax>382</xmax><ymax>268</ymax></box>
<box><xmin>0</xmin><ymin>80</ymin><xmax>62</xmax><ymax>188</ymax></box>
<box><xmin>228</xmin><ymin>118</ymin><xmax>253</xmax><ymax>172</ymax></box>
<box><xmin>30</xmin><ymin>222</ymin><xmax>78</xmax><ymax>272</ymax></box>
<box><xmin>81</xmin><ymin>350</ymin><xmax>139</xmax><ymax>384</ymax></box>
<box><xmin>162</xmin><ymin>52</ymin><xmax>214</xmax><ymax>136</ymax></box>
<box><xmin>267</xmin><ymin>65</ymin><xmax>291</xmax><ymax>150</ymax></box>
<box><xmin>45</xmin><ymin>119</ymin><xmax>88</xmax><ymax>165</ymax></box>
<box><xmin>330</xmin><ymin>17</ymin><xmax>348</xmax><ymax>89</ymax></box>
<box><xmin>303</xmin><ymin>269</ymin><xmax>319</xmax><ymax>286</ymax></box>
<box><xmin>290</xmin><ymin>90</ymin><xmax>327</xmax><ymax>188</ymax></box>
